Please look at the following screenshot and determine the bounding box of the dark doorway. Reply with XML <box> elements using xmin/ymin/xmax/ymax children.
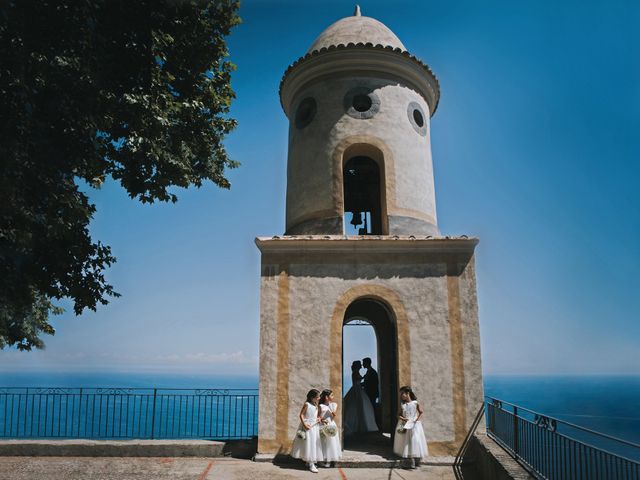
<box><xmin>342</xmin><ymin>298</ymin><xmax>398</xmax><ymax>449</ymax></box>
<box><xmin>343</xmin><ymin>156</ymin><xmax>383</xmax><ymax>235</ymax></box>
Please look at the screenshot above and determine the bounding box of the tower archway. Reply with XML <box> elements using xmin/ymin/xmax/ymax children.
<box><xmin>342</xmin><ymin>298</ymin><xmax>398</xmax><ymax>439</ymax></box>
<box><xmin>343</xmin><ymin>156</ymin><xmax>383</xmax><ymax>235</ymax></box>
<box><xmin>339</xmin><ymin>142</ymin><xmax>389</xmax><ymax>235</ymax></box>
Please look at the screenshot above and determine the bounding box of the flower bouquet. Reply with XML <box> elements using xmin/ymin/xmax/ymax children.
<box><xmin>397</xmin><ymin>420</ymin><xmax>415</xmax><ymax>434</ymax></box>
<box><xmin>296</xmin><ymin>429</ymin><xmax>307</xmax><ymax>439</ymax></box>
<box><xmin>320</xmin><ymin>424</ymin><xmax>338</xmax><ymax>438</ymax></box>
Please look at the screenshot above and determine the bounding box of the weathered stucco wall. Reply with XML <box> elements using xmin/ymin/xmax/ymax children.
<box><xmin>284</xmin><ymin>76</ymin><xmax>438</xmax><ymax>236</ymax></box>
<box><xmin>256</xmin><ymin>237</ymin><xmax>483</xmax><ymax>456</ymax></box>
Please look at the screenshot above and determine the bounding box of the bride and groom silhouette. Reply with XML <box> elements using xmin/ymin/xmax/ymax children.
<box><xmin>343</xmin><ymin>357</ymin><xmax>379</xmax><ymax>436</ymax></box>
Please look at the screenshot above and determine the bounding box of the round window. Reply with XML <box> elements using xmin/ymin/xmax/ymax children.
<box><xmin>413</xmin><ymin>109</ymin><xmax>424</xmax><ymax>127</ymax></box>
<box><xmin>344</xmin><ymin>87</ymin><xmax>380</xmax><ymax>119</ymax></box>
<box><xmin>407</xmin><ymin>101</ymin><xmax>427</xmax><ymax>136</ymax></box>
<box><xmin>352</xmin><ymin>94</ymin><xmax>372</xmax><ymax>112</ymax></box>
<box><xmin>295</xmin><ymin>97</ymin><xmax>317</xmax><ymax>129</ymax></box>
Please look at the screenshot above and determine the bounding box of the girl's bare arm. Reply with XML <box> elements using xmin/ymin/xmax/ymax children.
<box><xmin>299</xmin><ymin>403</ymin><xmax>310</xmax><ymax>430</ymax></box>
<box><xmin>416</xmin><ymin>402</ymin><xmax>424</xmax><ymax>421</ymax></box>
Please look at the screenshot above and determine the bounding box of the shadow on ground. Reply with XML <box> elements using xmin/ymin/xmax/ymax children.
<box><xmin>222</xmin><ymin>438</ymin><xmax>257</xmax><ymax>459</ymax></box>
<box><xmin>343</xmin><ymin>431</ymin><xmax>395</xmax><ymax>458</ymax></box>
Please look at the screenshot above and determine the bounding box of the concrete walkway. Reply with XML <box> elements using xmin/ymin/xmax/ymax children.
<box><xmin>0</xmin><ymin>456</ymin><xmax>457</xmax><ymax>480</ymax></box>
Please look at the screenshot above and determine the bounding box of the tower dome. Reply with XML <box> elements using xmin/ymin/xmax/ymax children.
<box><xmin>308</xmin><ymin>9</ymin><xmax>406</xmax><ymax>53</ymax></box>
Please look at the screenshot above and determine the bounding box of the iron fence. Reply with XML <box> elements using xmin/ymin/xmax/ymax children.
<box><xmin>0</xmin><ymin>387</ymin><xmax>258</xmax><ymax>440</ymax></box>
<box><xmin>486</xmin><ymin>396</ymin><xmax>640</xmax><ymax>480</ymax></box>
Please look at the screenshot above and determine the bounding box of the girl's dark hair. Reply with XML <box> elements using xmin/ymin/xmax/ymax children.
<box><xmin>399</xmin><ymin>386</ymin><xmax>417</xmax><ymax>401</ymax></box>
<box><xmin>306</xmin><ymin>389</ymin><xmax>320</xmax><ymax>403</ymax></box>
<box><xmin>319</xmin><ymin>389</ymin><xmax>332</xmax><ymax>404</ymax></box>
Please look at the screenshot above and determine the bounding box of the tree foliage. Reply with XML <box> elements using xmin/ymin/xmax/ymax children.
<box><xmin>0</xmin><ymin>0</ymin><xmax>240</xmax><ymax>350</ymax></box>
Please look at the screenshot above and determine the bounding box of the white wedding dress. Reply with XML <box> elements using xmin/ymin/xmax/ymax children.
<box><xmin>343</xmin><ymin>372</ymin><xmax>378</xmax><ymax>435</ymax></box>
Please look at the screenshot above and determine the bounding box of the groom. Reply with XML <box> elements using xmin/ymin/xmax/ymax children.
<box><xmin>362</xmin><ymin>357</ymin><xmax>380</xmax><ymax>428</ymax></box>
<box><xmin>361</xmin><ymin>357</ymin><xmax>379</xmax><ymax>412</ymax></box>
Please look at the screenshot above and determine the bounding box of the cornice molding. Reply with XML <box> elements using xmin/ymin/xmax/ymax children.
<box><xmin>280</xmin><ymin>44</ymin><xmax>440</xmax><ymax>117</ymax></box>
<box><xmin>255</xmin><ymin>235</ymin><xmax>478</xmax><ymax>254</ymax></box>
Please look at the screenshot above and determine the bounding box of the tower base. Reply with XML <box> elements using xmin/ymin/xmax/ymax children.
<box><xmin>255</xmin><ymin>235</ymin><xmax>483</xmax><ymax>456</ymax></box>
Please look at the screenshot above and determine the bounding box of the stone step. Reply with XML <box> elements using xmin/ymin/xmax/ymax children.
<box><xmin>253</xmin><ymin>452</ymin><xmax>455</xmax><ymax>469</ymax></box>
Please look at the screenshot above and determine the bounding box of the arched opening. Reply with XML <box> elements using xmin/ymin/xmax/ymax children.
<box><xmin>342</xmin><ymin>298</ymin><xmax>398</xmax><ymax>448</ymax></box>
<box><xmin>343</xmin><ymin>156</ymin><xmax>383</xmax><ymax>235</ymax></box>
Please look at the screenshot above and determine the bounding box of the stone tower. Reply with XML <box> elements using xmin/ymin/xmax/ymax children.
<box><xmin>257</xmin><ymin>8</ymin><xmax>483</xmax><ymax>457</ymax></box>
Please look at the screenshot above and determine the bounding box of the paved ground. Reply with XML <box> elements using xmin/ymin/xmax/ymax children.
<box><xmin>0</xmin><ymin>457</ymin><xmax>457</xmax><ymax>480</ymax></box>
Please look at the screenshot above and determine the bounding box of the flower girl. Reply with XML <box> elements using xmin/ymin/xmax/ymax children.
<box><xmin>291</xmin><ymin>389</ymin><xmax>323</xmax><ymax>473</ymax></box>
<box><xmin>393</xmin><ymin>386</ymin><xmax>428</xmax><ymax>469</ymax></box>
<box><xmin>318</xmin><ymin>389</ymin><xmax>341</xmax><ymax>467</ymax></box>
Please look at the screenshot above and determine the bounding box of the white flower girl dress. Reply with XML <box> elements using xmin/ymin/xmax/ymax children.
<box><xmin>393</xmin><ymin>400</ymin><xmax>428</xmax><ymax>459</ymax></box>
<box><xmin>319</xmin><ymin>402</ymin><xmax>342</xmax><ymax>462</ymax></box>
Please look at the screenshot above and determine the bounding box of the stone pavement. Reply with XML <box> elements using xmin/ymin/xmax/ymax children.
<box><xmin>0</xmin><ymin>457</ymin><xmax>457</xmax><ymax>480</ymax></box>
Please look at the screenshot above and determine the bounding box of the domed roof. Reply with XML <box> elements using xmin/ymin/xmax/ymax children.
<box><xmin>281</xmin><ymin>6</ymin><xmax>440</xmax><ymax>117</ymax></box>
<box><xmin>307</xmin><ymin>7</ymin><xmax>406</xmax><ymax>54</ymax></box>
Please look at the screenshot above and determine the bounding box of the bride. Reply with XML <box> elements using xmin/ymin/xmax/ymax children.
<box><xmin>343</xmin><ymin>360</ymin><xmax>378</xmax><ymax>435</ymax></box>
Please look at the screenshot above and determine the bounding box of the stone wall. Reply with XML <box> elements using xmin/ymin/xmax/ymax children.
<box><xmin>256</xmin><ymin>237</ymin><xmax>483</xmax><ymax>456</ymax></box>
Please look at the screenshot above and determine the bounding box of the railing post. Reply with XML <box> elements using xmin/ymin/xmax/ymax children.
<box><xmin>150</xmin><ymin>389</ymin><xmax>157</xmax><ymax>439</ymax></box>
<box><xmin>488</xmin><ymin>399</ymin><xmax>495</xmax><ymax>433</ymax></box>
<box><xmin>513</xmin><ymin>405</ymin><xmax>519</xmax><ymax>458</ymax></box>
<box><xmin>24</xmin><ymin>388</ymin><xmax>29</xmax><ymax>436</ymax></box>
<box><xmin>78</xmin><ymin>388</ymin><xmax>82</xmax><ymax>437</ymax></box>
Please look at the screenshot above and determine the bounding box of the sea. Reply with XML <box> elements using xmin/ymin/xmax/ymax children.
<box><xmin>1</xmin><ymin>372</ymin><xmax>638</xmax><ymax>454</ymax></box>
<box><xmin>484</xmin><ymin>375</ymin><xmax>640</xmax><ymax>446</ymax></box>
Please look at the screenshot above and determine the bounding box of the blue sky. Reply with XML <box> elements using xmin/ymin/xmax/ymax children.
<box><xmin>1</xmin><ymin>0</ymin><xmax>638</xmax><ymax>378</ymax></box>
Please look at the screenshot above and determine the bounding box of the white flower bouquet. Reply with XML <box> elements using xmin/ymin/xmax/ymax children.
<box><xmin>397</xmin><ymin>419</ymin><xmax>415</xmax><ymax>434</ymax></box>
<box><xmin>296</xmin><ymin>429</ymin><xmax>306</xmax><ymax>439</ymax></box>
<box><xmin>320</xmin><ymin>424</ymin><xmax>338</xmax><ymax>437</ymax></box>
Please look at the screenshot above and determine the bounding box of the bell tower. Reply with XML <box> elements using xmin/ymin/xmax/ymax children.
<box><xmin>257</xmin><ymin>8</ymin><xmax>483</xmax><ymax>457</ymax></box>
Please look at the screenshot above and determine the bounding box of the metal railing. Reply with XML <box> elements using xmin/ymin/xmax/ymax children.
<box><xmin>486</xmin><ymin>396</ymin><xmax>640</xmax><ymax>480</ymax></box>
<box><xmin>0</xmin><ymin>387</ymin><xmax>258</xmax><ymax>439</ymax></box>
<box><xmin>453</xmin><ymin>402</ymin><xmax>485</xmax><ymax>479</ymax></box>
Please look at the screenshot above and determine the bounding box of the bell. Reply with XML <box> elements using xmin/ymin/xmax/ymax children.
<box><xmin>350</xmin><ymin>211</ymin><xmax>363</xmax><ymax>227</ymax></box>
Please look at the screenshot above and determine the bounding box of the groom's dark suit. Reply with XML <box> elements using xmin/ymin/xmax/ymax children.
<box><xmin>362</xmin><ymin>367</ymin><xmax>379</xmax><ymax>405</ymax></box>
